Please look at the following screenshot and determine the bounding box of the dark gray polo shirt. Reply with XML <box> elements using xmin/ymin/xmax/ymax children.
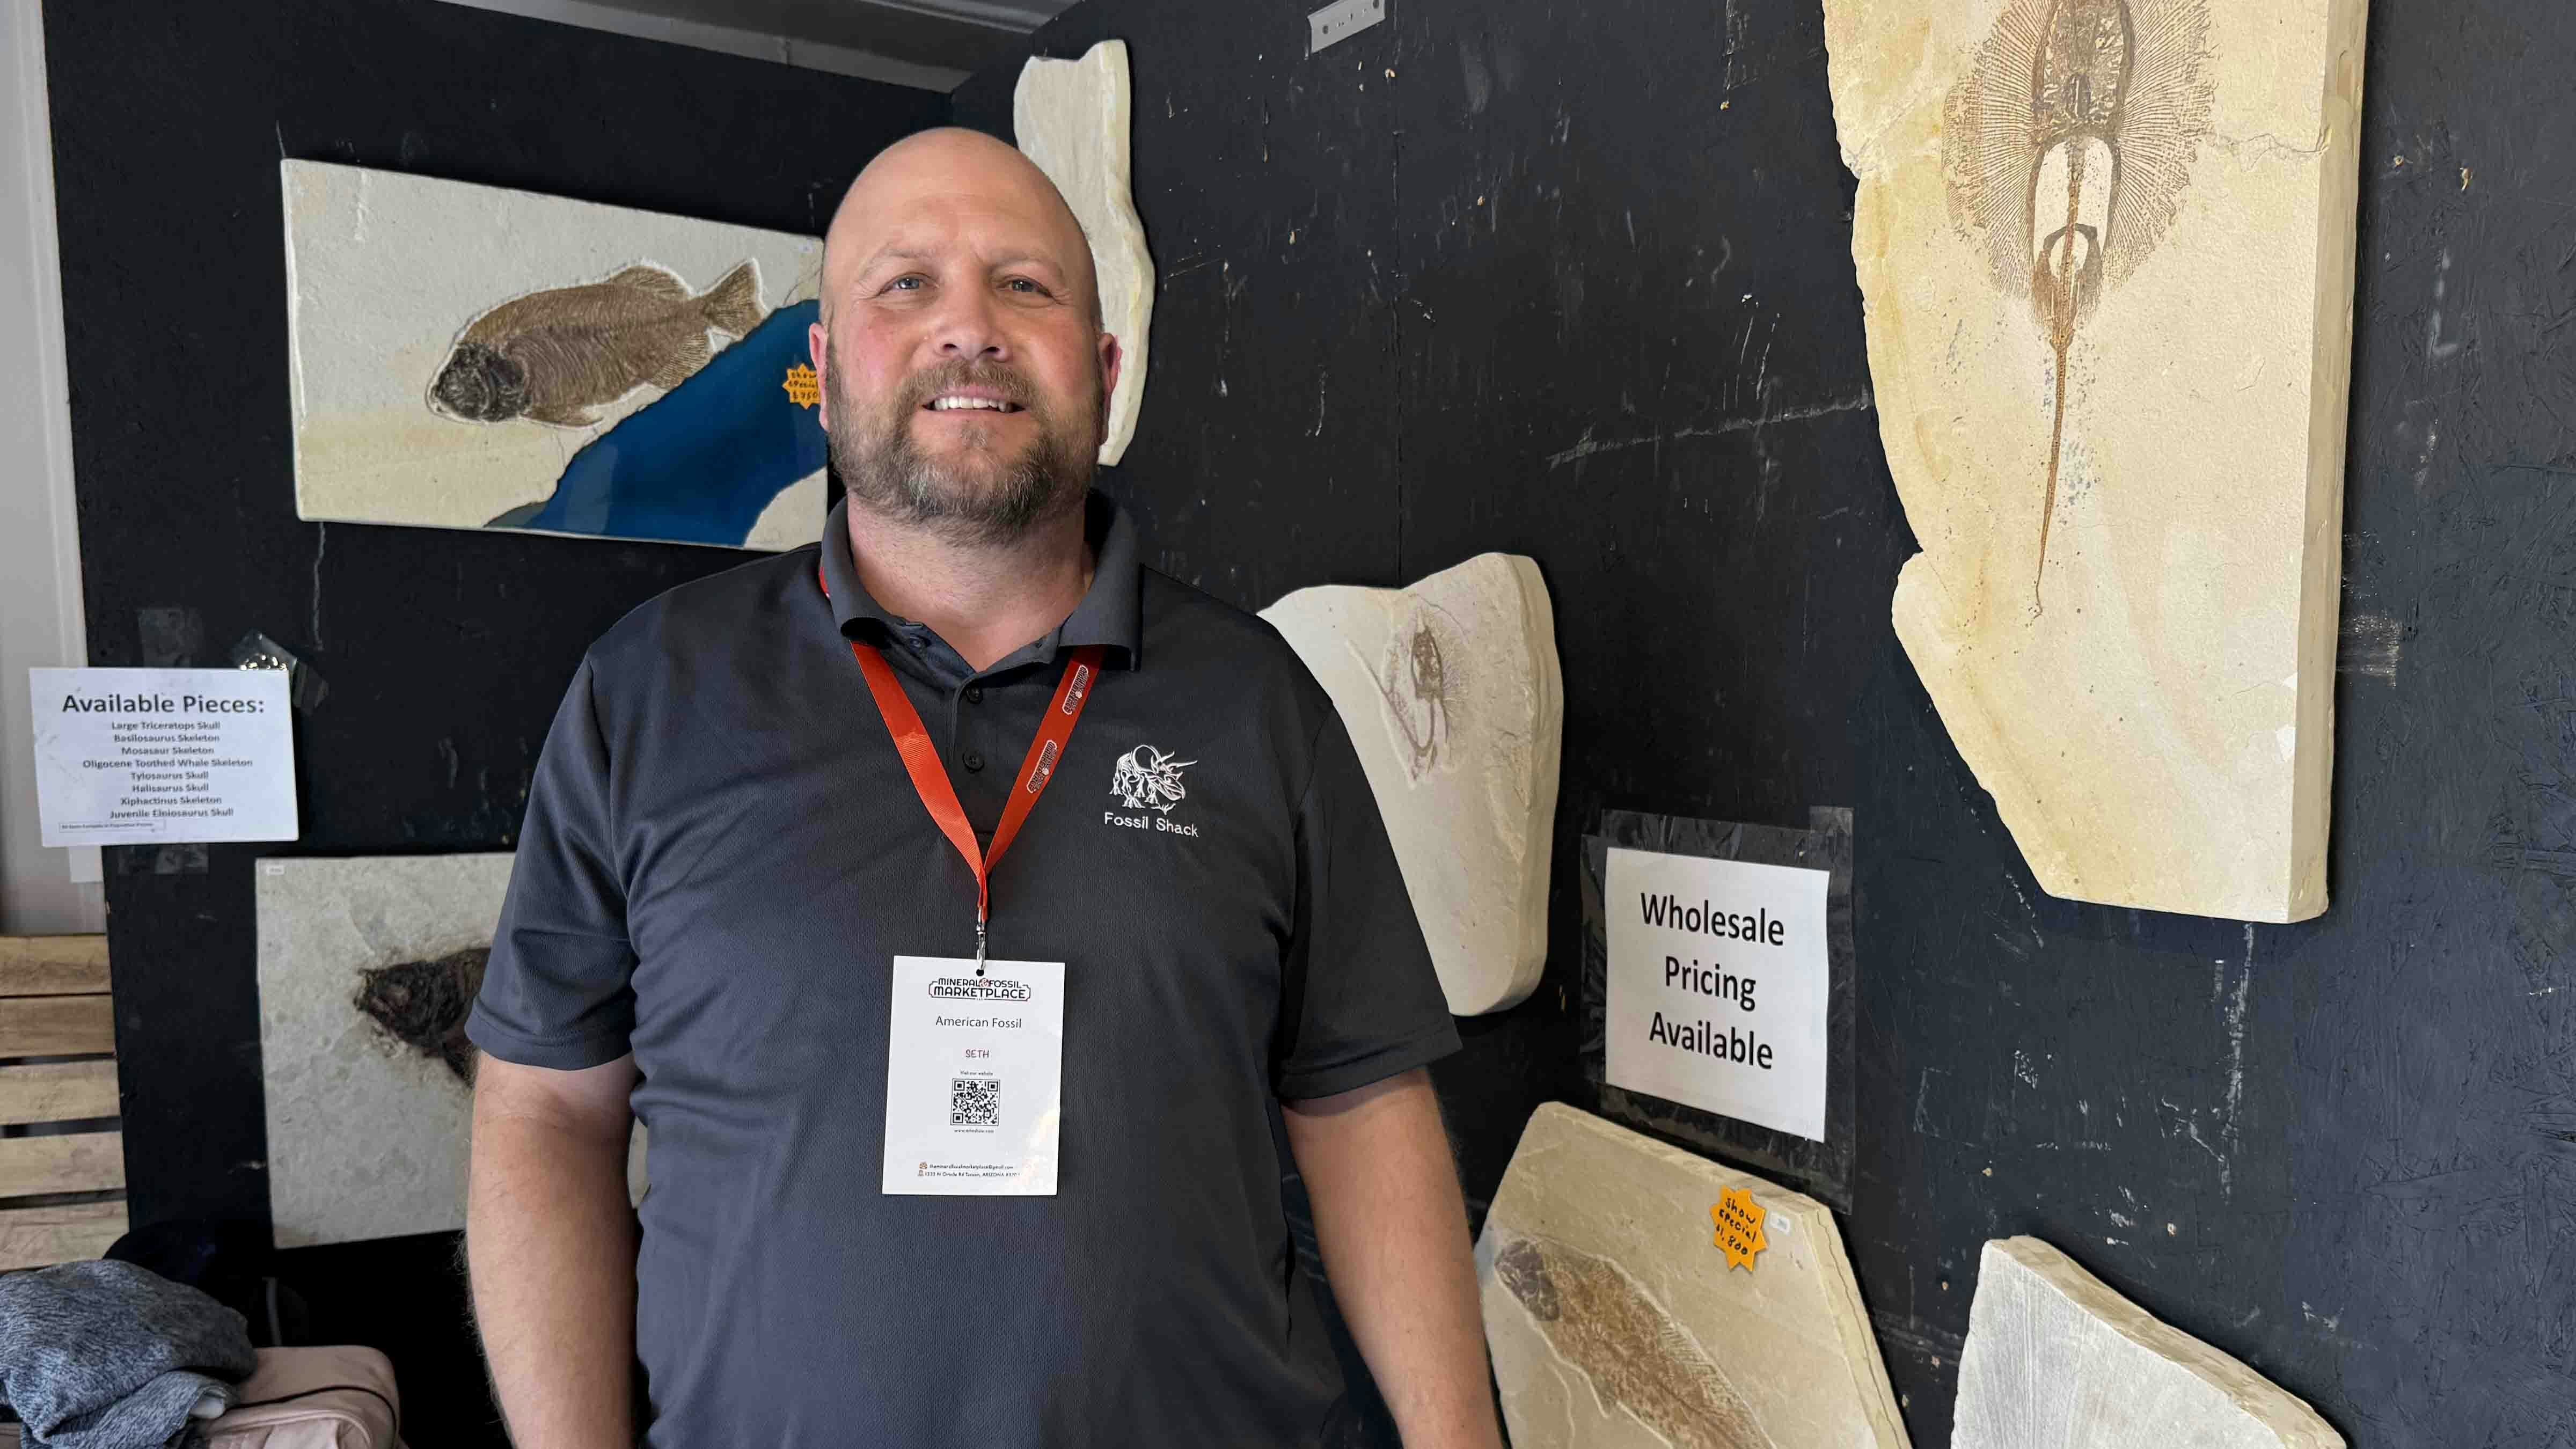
<box><xmin>467</xmin><ymin>492</ymin><xmax>1459</xmax><ymax>1448</ymax></box>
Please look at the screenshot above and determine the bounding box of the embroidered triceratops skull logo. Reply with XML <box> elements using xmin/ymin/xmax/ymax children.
<box><xmin>1109</xmin><ymin>745</ymin><xmax>1194</xmax><ymax>814</ymax></box>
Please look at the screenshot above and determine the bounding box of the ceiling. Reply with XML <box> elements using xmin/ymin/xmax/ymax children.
<box><xmin>440</xmin><ymin>0</ymin><xmax>1079</xmax><ymax>90</ymax></box>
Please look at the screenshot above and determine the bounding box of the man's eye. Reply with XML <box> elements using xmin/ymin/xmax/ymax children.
<box><xmin>887</xmin><ymin>275</ymin><xmax>925</xmax><ymax>292</ymax></box>
<box><xmin>1005</xmin><ymin>278</ymin><xmax>1045</xmax><ymax>295</ymax></box>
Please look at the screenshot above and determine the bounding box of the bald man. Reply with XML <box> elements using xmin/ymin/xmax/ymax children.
<box><xmin>464</xmin><ymin>129</ymin><xmax>1503</xmax><ymax>1449</ymax></box>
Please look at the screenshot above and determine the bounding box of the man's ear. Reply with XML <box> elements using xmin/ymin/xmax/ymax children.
<box><xmin>1096</xmin><ymin>330</ymin><xmax>1123</xmax><ymax>440</ymax></box>
<box><xmin>808</xmin><ymin>316</ymin><xmax>832</xmax><ymax>431</ymax></box>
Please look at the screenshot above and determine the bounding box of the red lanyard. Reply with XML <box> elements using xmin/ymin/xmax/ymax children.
<box><xmin>824</xmin><ymin>573</ymin><xmax>1102</xmax><ymax>970</ymax></box>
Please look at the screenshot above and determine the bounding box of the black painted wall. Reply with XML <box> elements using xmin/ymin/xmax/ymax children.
<box><xmin>47</xmin><ymin>0</ymin><xmax>2575</xmax><ymax>1443</ymax></box>
<box><xmin>957</xmin><ymin>1</ymin><xmax>2576</xmax><ymax>1443</ymax></box>
<box><xmin>44</xmin><ymin>2</ymin><xmax>942</xmax><ymax>1441</ymax></box>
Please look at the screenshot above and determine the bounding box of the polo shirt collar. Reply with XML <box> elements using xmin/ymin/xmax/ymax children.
<box><xmin>818</xmin><ymin>490</ymin><xmax>1143</xmax><ymax>671</ymax></box>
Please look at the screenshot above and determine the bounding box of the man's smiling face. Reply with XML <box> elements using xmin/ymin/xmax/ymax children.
<box><xmin>813</xmin><ymin>128</ymin><xmax>1122</xmax><ymax>544</ymax></box>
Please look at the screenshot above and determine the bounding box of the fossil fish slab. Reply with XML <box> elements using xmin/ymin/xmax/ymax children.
<box><xmin>283</xmin><ymin>160</ymin><xmax>825</xmax><ymax>551</ymax></box>
<box><xmin>1821</xmin><ymin>0</ymin><xmax>2368</xmax><ymax>920</ymax></box>
<box><xmin>1477</xmin><ymin>1103</ymin><xmax>1907</xmax><ymax>1448</ymax></box>
<box><xmin>258</xmin><ymin>854</ymin><xmax>645</xmax><ymax>1247</ymax></box>
<box><xmin>1956</xmin><ymin>1237</ymin><xmax>2343</xmax><ymax>1448</ymax></box>
<box><xmin>1491</xmin><ymin>1235</ymin><xmax>1777</xmax><ymax>1448</ymax></box>
<box><xmin>1262</xmin><ymin>554</ymin><xmax>1562</xmax><ymax>1015</ymax></box>
<box><xmin>1015</xmin><ymin>40</ymin><xmax>1154</xmax><ymax>466</ymax></box>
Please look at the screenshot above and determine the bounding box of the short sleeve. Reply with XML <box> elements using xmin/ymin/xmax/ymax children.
<box><xmin>1272</xmin><ymin>704</ymin><xmax>1461</xmax><ymax>1101</ymax></box>
<box><xmin>467</xmin><ymin>657</ymin><xmax>638</xmax><ymax>1071</ymax></box>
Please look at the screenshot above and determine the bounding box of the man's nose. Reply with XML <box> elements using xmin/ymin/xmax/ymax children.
<box><xmin>929</xmin><ymin>285</ymin><xmax>1009</xmax><ymax>362</ymax></box>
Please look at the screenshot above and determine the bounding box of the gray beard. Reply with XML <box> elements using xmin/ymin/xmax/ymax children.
<box><xmin>829</xmin><ymin>375</ymin><xmax>1097</xmax><ymax>548</ymax></box>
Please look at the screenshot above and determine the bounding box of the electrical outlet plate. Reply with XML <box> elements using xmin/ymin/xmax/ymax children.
<box><xmin>1308</xmin><ymin>0</ymin><xmax>1384</xmax><ymax>54</ymax></box>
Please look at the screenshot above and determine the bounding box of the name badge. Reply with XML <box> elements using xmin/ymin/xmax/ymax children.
<box><xmin>882</xmin><ymin>955</ymin><xmax>1066</xmax><ymax>1196</ymax></box>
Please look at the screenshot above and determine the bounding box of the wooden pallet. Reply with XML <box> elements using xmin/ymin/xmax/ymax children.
<box><xmin>0</xmin><ymin>934</ymin><xmax>127</xmax><ymax>1269</ymax></box>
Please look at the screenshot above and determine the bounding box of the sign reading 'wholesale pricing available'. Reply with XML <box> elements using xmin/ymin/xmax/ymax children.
<box><xmin>1604</xmin><ymin>846</ymin><xmax>1829</xmax><ymax>1142</ymax></box>
<box><xmin>30</xmin><ymin>667</ymin><xmax>299</xmax><ymax>846</ymax></box>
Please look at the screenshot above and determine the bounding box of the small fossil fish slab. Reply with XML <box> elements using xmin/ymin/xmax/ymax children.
<box><xmin>259</xmin><ymin>854</ymin><xmax>645</xmax><ymax>1248</ymax></box>
<box><xmin>1262</xmin><ymin>554</ymin><xmax>1562</xmax><ymax>1015</ymax></box>
<box><xmin>1956</xmin><ymin>1237</ymin><xmax>2343</xmax><ymax>1448</ymax></box>
<box><xmin>1478</xmin><ymin>1104</ymin><xmax>1907</xmax><ymax>1448</ymax></box>
<box><xmin>259</xmin><ymin>853</ymin><xmax>516</xmax><ymax>1248</ymax></box>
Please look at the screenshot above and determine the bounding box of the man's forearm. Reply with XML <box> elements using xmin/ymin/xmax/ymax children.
<box><xmin>1284</xmin><ymin>1069</ymin><xmax>1504</xmax><ymax>1449</ymax></box>
<box><xmin>467</xmin><ymin>1107</ymin><xmax>639</xmax><ymax>1448</ymax></box>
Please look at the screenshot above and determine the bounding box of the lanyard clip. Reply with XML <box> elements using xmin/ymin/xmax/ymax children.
<box><xmin>975</xmin><ymin>916</ymin><xmax>989</xmax><ymax>977</ymax></box>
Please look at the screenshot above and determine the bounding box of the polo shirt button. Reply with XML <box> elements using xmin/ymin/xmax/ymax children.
<box><xmin>963</xmin><ymin>751</ymin><xmax>986</xmax><ymax>772</ymax></box>
<box><xmin>964</xmin><ymin>686</ymin><xmax>984</xmax><ymax>705</ymax></box>
<box><xmin>906</xmin><ymin>635</ymin><xmax>927</xmax><ymax>652</ymax></box>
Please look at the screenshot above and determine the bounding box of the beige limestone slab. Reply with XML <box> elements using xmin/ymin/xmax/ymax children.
<box><xmin>1477</xmin><ymin>1103</ymin><xmax>1907</xmax><ymax>1448</ymax></box>
<box><xmin>1821</xmin><ymin>0</ymin><xmax>2367</xmax><ymax>921</ymax></box>
<box><xmin>257</xmin><ymin>853</ymin><xmax>645</xmax><ymax>1247</ymax></box>
<box><xmin>1956</xmin><ymin>1236</ymin><xmax>2343</xmax><ymax>1447</ymax></box>
<box><xmin>259</xmin><ymin>854</ymin><xmax>510</xmax><ymax>1247</ymax></box>
<box><xmin>282</xmin><ymin>160</ymin><xmax>824</xmax><ymax>551</ymax></box>
<box><xmin>1015</xmin><ymin>41</ymin><xmax>1154</xmax><ymax>466</ymax></box>
<box><xmin>1262</xmin><ymin>554</ymin><xmax>1562</xmax><ymax>1015</ymax></box>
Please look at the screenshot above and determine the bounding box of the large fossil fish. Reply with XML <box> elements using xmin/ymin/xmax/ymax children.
<box><xmin>428</xmin><ymin>260</ymin><xmax>765</xmax><ymax>428</ymax></box>
<box><xmin>1491</xmin><ymin>1233</ymin><xmax>1778</xmax><ymax>1448</ymax></box>
<box><xmin>1943</xmin><ymin>0</ymin><xmax>2213</xmax><ymax>612</ymax></box>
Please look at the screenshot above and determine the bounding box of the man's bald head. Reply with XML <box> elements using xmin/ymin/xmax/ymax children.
<box><xmin>822</xmin><ymin>127</ymin><xmax>1100</xmax><ymax>329</ymax></box>
<box><xmin>808</xmin><ymin>126</ymin><xmax>1122</xmax><ymax>547</ymax></box>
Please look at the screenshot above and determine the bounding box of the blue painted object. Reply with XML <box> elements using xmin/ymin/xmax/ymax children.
<box><xmin>508</xmin><ymin>299</ymin><xmax>824</xmax><ymax>547</ymax></box>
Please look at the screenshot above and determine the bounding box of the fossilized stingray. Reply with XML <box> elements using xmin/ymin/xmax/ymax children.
<box><xmin>1491</xmin><ymin>1233</ymin><xmax>1778</xmax><ymax>1448</ymax></box>
<box><xmin>1943</xmin><ymin>0</ymin><xmax>2213</xmax><ymax>610</ymax></box>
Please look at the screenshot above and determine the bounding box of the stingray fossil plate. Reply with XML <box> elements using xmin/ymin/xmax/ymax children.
<box><xmin>1942</xmin><ymin>0</ymin><xmax>2214</xmax><ymax>611</ymax></box>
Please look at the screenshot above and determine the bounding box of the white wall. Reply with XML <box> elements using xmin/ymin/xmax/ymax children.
<box><xmin>0</xmin><ymin>3</ymin><xmax>105</xmax><ymax>935</ymax></box>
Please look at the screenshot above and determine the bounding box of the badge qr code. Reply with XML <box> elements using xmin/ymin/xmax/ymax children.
<box><xmin>950</xmin><ymin>1075</ymin><xmax>1000</xmax><ymax>1129</ymax></box>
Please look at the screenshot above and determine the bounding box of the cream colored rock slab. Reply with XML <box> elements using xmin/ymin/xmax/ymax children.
<box><xmin>1262</xmin><ymin>554</ymin><xmax>1562</xmax><ymax>1015</ymax></box>
<box><xmin>1015</xmin><ymin>41</ymin><xmax>1154</xmax><ymax>465</ymax></box>
<box><xmin>1477</xmin><ymin>1103</ymin><xmax>1907</xmax><ymax>1448</ymax></box>
<box><xmin>258</xmin><ymin>854</ymin><xmax>645</xmax><ymax>1247</ymax></box>
<box><xmin>282</xmin><ymin>160</ymin><xmax>824</xmax><ymax>550</ymax></box>
<box><xmin>1957</xmin><ymin>1237</ymin><xmax>2342</xmax><ymax>1448</ymax></box>
<box><xmin>1821</xmin><ymin>0</ymin><xmax>2367</xmax><ymax>921</ymax></box>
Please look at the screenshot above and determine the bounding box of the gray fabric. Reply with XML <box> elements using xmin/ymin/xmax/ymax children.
<box><xmin>0</xmin><ymin>1260</ymin><xmax>257</xmax><ymax>1449</ymax></box>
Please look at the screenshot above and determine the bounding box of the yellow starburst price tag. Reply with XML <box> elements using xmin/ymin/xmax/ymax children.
<box><xmin>1711</xmin><ymin>1187</ymin><xmax>1769</xmax><ymax>1271</ymax></box>
<box><xmin>782</xmin><ymin>363</ymin><xmax>821</xmax><ymax>408</ymax></box>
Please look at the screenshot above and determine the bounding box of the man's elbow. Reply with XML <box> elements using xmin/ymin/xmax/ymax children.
<box><xmin>472</xmin><ymin>1052</ymin><xmax>638</xmax><ymax>1152</ymax></box>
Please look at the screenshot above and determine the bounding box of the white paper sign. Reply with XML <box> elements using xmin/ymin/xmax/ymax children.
<box><xmin>28</xmin><ymin>668</ymin><xmax>299</xmax><ymax>846</ymax></box>
<box><xmin>882</xmin><ymin>955</ymin><xmax>1066</xmax><ymax>1196</ymax></box>
<box><xmin>1605</xmin><ymin>846</ymin><xmax>1829</xmax><ymax>1141</ymax></box>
